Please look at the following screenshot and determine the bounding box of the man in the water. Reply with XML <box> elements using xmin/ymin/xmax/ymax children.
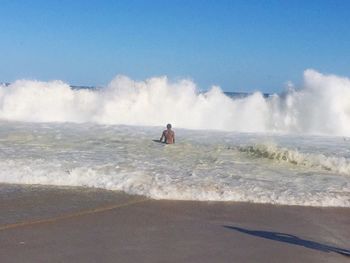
<box><xmin>160</xmin><ymin>123</ymin><xmax>175</xmax><ymax>144</ymax></box>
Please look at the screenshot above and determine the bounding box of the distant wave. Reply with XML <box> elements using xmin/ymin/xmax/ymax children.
<box><xmin>239</xmin><ymin>143</ymin><xmax>350</xmax><ymax>175</ymax></box>
<box><xmin>1</xmin><ymin>69</ymin><xmax>350</xmax><ymax>136</ymax></box>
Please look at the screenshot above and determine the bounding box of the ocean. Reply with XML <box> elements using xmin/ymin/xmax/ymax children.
<box><xmin>0</xmin><ymin>69</ymin><xmax>350</xmax><ymax>207</ymax></box>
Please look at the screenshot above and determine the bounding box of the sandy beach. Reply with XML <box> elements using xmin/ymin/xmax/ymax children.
<box><xmin>0</xmin><ymin>184</ymin><xmax>349</xmax><ymax>263</ymax></box>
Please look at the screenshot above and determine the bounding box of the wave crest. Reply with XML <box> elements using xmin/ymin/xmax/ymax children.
<box><xmin>239</xmin><ymin>143</ymin><xmax>350</xmax><ymax>175</ymax></box>
<box><xmin>1</xmin><ymin>69</ymin><xmax>350</xmax><ymax>135</ymax></box>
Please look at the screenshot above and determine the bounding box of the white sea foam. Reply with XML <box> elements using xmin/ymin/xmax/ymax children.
<box><xmin>1</xmin><ymin>70</ymin><xmax>350</xmax><ymax>136</ymax></box>
<box><xmin>0</xmin><ymin>122</ymin><xmax>349</xmax><ymax>207</ymax></box>
<box><xmin>238</xmin><ymin>143</ymin><xmax>350</xmax><ymax>175</ymax></box>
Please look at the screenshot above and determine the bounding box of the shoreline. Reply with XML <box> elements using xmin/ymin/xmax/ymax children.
<box><xmin>0</xmin><ymin>184</ymin><xmax>349</xmax><ymax>262</ymax></box>
<box><xmin>1</xmin><ymin>183</ymin><xmax>348</xmax><ymax>209</ymax></box>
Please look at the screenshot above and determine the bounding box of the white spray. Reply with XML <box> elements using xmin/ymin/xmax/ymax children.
<box><xmin>1</xmin><ymin>69</ymin><xmax>350</xmax><ymax>136</ymax></box>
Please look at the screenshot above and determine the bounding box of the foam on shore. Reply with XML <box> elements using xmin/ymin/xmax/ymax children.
<box><xmin>0</xmin><ymin>122</ymin><xmax>349</xmax><ymax>207</ymax></box>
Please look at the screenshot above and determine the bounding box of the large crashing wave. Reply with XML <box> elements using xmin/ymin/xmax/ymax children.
<box><xmin>1</xmin><ymin>69</ymin><xmax>350</xmax><ymax>136</ymax></box>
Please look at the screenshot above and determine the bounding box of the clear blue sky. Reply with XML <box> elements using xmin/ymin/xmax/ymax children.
<box><xmin>1</xmin><ymin>0</ymin><xmax>349</xmax><ymax>93</ymax></box>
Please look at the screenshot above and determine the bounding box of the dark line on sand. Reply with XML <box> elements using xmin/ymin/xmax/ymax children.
<box><xmin>0</xmin><ymin>198</ymin><xmax>148</xmax><ymax>231</ymax></box>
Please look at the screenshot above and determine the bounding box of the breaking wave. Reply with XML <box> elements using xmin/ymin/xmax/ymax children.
<box><xmin>1</xmin><ymin>69</ymin><xmax>350</xmax><ymax>136</ymax></box>
<box><xmin>239</xmin><ymin>143</ymin><xmax>350</xmax><ymax>175</ymax></box>
<box><xmin>0</xmin><ymin>122</ymin><xmax>349</xmax><ymax>207</ymax></box>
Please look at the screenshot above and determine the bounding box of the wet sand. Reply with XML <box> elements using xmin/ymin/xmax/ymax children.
<box><xmin>0</xmin><ymin>184</ymin><xmax>349</xmax><ymax>263</ymax></box>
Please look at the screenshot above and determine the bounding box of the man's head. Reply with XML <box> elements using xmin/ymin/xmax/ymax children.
<box><xmin>166</xmin><ymin>123</ymin><xmax>172</xmax><ymax>129</ymax></box>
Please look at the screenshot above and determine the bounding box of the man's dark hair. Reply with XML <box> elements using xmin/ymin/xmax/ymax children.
<box><xmin>167</xmin><ymin>123</ymin><xmax>172</xmax><ymax>129</ymax></box>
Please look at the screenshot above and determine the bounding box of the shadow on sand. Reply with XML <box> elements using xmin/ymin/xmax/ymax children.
<box><xmin>224</xmin><ymin>226</ymin><xmax>350</xmax><ymax>257</ymax></box>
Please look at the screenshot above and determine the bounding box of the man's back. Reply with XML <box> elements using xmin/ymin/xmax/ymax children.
<box><xmin>163</xmin><ymin>129</ymin><xmax>175</xmax><ymax>144</ymax></box>
<box><xmin>160</xmin><ymin>124</ymin><xmax>175</xmax><ymax>144</ymax></box>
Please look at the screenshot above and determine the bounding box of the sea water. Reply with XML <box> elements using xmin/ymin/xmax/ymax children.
<box><xmin>0</xmin><ymin>69</ymin><xmax>350</xmax><ymax>207</ymax></box>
